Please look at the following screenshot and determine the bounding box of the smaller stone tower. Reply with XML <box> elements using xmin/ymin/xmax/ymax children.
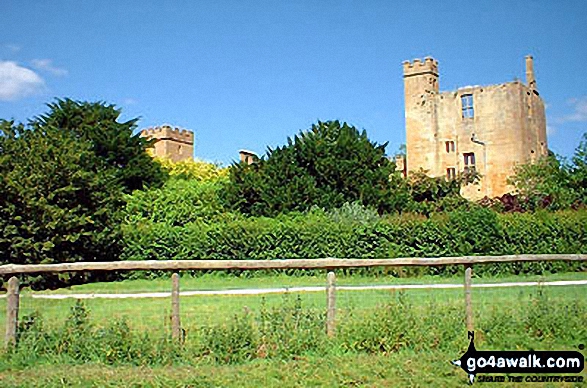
<box><xmin>239</xmin><ymin>150</ymin><xmax>258</xmax><ymax>165</ymax></box>
<box><xmin>140</xmin><ymin>125</ymin><xmax>194</xmax><ymax>162</ymax></box>
<box><xmin>403</xmin><ymin>57</ymin><xmax>439</xmax><ymax>97</ymax></box>
<box><xmin>403</xmin><ymin>57</ymin><xmax>440</xmax><ymax>176</ymax></box>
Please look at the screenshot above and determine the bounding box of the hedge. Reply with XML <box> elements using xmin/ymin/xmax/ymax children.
<box><xmin>121</xmin><ymin>208</ymin><xmax>587</xmax><ymax>276</ymax></box>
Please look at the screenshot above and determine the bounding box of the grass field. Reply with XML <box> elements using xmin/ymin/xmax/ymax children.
<box><xmin>3</xmin><ymin>271</ymin><xmax>585</xmax><ymax>331</ymax></box>
<box><xmin>24</xmin><ymin>270</ymin><xmax>587</xmax><ymax>294</ymax></box>
<box><xmin>1</xmin><ymin>271</ymin><xmax>585</xmax><ymax>387</ymax></box>
<box><xmin>1</xmin><ymin>352</ymin><xmax>585</xmax><ymax>387</ymax></box>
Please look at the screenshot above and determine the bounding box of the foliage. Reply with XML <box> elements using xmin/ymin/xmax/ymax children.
<box><xmin>12</xmin><ymin>301</ymin><xmax>180</xmax><ymax>366</ymax></box>
<box><xmin>569</xmin><ymin>132</ymin><xmax>587</xmax><ymax>205</ymax></box>
<box><xmin>156</xmin><ymin>157</ymin><xmax>228</xmax><ymax>182</ymax></box>
<box><xmin>0</xmin><ymin>99</ymin><xmax>166</xmax><ymax>289</ymax></box>
<box><xmin>124</xmin><ymin>178</ymin><xmax>230</xmax><ymax>227</ymax></box>
<box><xmin>222</xmin><ymin>120</ymin><xmax>406</xmax><ymax>216</ymax></box>
<box><xmin>338</xmin><ymin>294</ymin><xmax>417</xmax><ymax>353</ymax></box>
<box><xmin>257</xmin><ymin>295</ymin><xmax>326</xmax><ymax>359</ymax></box>
<box><xmin>506</xmin><ymin>135</ymin><xmax>587</xmax><ymax>211</ymax></box>
<box><xmin>404</xmin><ymin>170</ymin><xmax>474</xmax><ymax>215</ymax></box>
<box><xmin>199</xmin><ymin>313</ymin><xmax>257</xmax><ymax>364</ymax></box>
<box><xmin>122</xmin><ymin>207</ymin><xmax>587</xmax><ymax>275</ymax></box>
<box><xmin>508</xmin><ymin>154</ymin><xmax>577</xmax><ymax>211</ymax></box>
<box><xmin>34</xmin><ymin>99</ymin><xmax>167</xmax><ymax>193</ymax></box>
<box><xmin>5</xmin><ymin>290</ymin><xmax>585</xmax><ymax>370</ymax></box>
<box><xmin>326</xmin><ymin>201</ymin><xmax>381</xmax><ymax>225</ymax></box>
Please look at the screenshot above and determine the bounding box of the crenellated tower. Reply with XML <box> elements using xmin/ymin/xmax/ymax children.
<box><xmin>140</xmin><ymin>125</ymin><xmax>194</xmax><ymax>162</ymax></box>
<box><xmin>403</xmin><ymin>57</ymin><xmax>440</xmax><ymax>176</ymax></box>
<box><xmin>403</xmin><ymin>57</ymin><xmax>439</xmax><ymax>97</ymax></box>
<box><xmin>401</xmin><ymin>55</ymin><xmax>548</xmax><ymax>200</ymax></box>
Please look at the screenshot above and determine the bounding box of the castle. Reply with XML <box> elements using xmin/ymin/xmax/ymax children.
<box><xmin>140</xmin><ymin>125</ymin><xmax>259</xmax><ymax>164</ymax></box>
<box><xmin>140</xmin><ymin>125</ymin><xmax>194</xmax><ymax>163</ymax></box>
<box><xmin>402</xmin><ymin>55</ymin><xmax>547</xmax><ymax>199</ymax></box>
<box><xmin>140</xmin><ymin>55</ymin><xmax>548</xmax><ymax>200</ymax></box>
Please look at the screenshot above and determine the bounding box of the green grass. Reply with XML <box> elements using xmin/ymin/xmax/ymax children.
<box><xmin>22</xmin><ymin>270</ymin><xmax>587</xmax><ymax>294</ymax></box>
<box><xmin>1</xmin><ymin>272</ymin><xmax>585</xmax><ymax>387</ymax></box>
<box><xmin>1</xmin><ymin>271</ymin><xmax>585</xmax><ymax>332</ymax></box>
<box><xmin>1</xmin><ymin>353</ymin><xmax>585</xmax><ymax>387</ymax></box>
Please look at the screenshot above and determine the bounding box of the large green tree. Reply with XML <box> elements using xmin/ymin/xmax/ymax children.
<box><xmin>223</xmin><ymin>120</ymin><xmax>406</xmax><ymax>216</ymax></box>
<box><xmin>0</xmin><ymin>99</ymin><xmax>166</xmax><ymax>288</ymax></box>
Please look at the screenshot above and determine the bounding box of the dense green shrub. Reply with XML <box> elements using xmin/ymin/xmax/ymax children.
<box><xmin>222</xmin><ymin>120</ymin><xmax>406</xmax><ymax>216</ymax></box>
<box><xmin>122</xmin><ymin>206</ymin><xmax>587</xmax><ymax>276</ymax></box>
<box><xmin>506</xmin><ymin>134</ymin><xmax>587</xmax><ymax>211</ymax></box>
<box><xmin>156</xmin><ymin>157</ymin><xmax>228</xmax><ymax>182</ymax></box>
<box><xmin>124</xmin><ymin>178</ymin><xmax>229</xmax><ymax>226</ymax></box>
<box><xmin>0</xmin><ymin>100</ymin><xmax>166</xmax><ymax>289</ymax></box>
<box><xmin>508</xmin><ymin>155</ymin><xmax>578</xmax><ymax>211</ymax></box>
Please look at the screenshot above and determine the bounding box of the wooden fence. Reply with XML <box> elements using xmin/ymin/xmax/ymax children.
<box><xmin>2</xmin><ymin>254</ymin><xmax>586</xmax><ymax>347</ymax></box>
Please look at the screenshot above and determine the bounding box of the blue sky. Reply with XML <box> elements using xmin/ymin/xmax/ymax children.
<box><xmin>1</xmin><ymin>0</ymin><xmax>586</xmax><ymax>165</ymax></box>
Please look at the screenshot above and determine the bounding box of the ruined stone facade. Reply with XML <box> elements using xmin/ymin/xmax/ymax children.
<box><xmin>140</xmin><ymin>125</ymin><xmax>194</xmax><ymax>162</ymax></box>
<box><xmin>402</xmin><ymin>56</ymin><xmax>547</xmax><ymax>200</ymax></box>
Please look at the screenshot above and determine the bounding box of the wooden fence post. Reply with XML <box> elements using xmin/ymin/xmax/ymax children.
<box><xmin>5</xmin><ymin>276</ymin><xmax>19</xmax><ymax>348</ymax></box>
<box><xmin>464</xmin><ymin>265</ymin><xmax>473</xmax><ymax>333</ymax></box>
<box><xmin>171</xmin><ymin>273</ymin><xmax>182</xmax><ymax>342</ymax></box>
<box><xmin>326</xmin><ymin>271</ymin><xmax>336</xmax><ymax>337</ymax></box>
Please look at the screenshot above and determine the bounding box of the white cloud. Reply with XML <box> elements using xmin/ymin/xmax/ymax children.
<box><xmin>31</xmin><ymin>58</ymin><xmax>68</xmax><ymax>76</ymax></box>
<box><xmin>0</xmin><ymin>61</ymin><xmax>45</xmax><ymax>101</ymax></box>
<box><xmin>546</xmin><ymin>125</ymin><xmax>555</xmax><ymax>136</ymax></box>
<box><xmin>558</xmin><ymin>97</ymin><xmax>587</xmax><ymax>123</ymax></box>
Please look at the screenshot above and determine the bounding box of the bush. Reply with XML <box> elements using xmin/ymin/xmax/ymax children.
<box><xmin>0</xmin><ymin>100</ymin><xmax>166</xmax><ymax>289</ymax></box>
<box><xmin>122</xmin><ymin>207</ymin><xmax>587</xmax><ymax>276</ymax></box>
<box><xmin>222</xmin><ymin>120</ymin><xmax>404</xmax><ymax>216</ymax></box>
<box><xmin>124</xmin><ymin>178</ymin><xmax>229</xmax><ymax>227</ymax></box>
<box><xmin>156</xmin><ymin>158</ymin><xmax>228</xmax><ymax>182</ymax></box>
<box><xmin>508</xmin><ymin>155</ymin><xmax>577</xmax><ymax>211</ymax></box>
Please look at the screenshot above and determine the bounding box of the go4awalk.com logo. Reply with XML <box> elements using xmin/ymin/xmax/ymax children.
<box><xmin>451</xmin><ymin>332</ymin><xmax>584</xmax><ymax>384</ymax></box>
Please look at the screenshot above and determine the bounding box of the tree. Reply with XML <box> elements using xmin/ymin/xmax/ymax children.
<box><xmin>0</xmin><ymin>100</ymin><xmax>166</xmax><ymax>289</ymax></box>
<box><xmin>223</xmin><ymin>120</ymin><xmax>406</xmax><ymax>216</ymax></box>
<box><xmin>569</xmin><ymin>132</ymin><xmax>587</xmax><ymax>205</ymax></box>
<box><xmin>508</xmin><ymin>153</ymin><xmax>577</xmax><ymax>211</ymax></box>
<box><xmin>404</xmin><ymin>169</ymin><xmax>473</xmax><ymax>216</ymax></box>
<box><xmin>34</xmin><ymin>99</ymin><xmax>167</xmax><ymax>193</ymax></box>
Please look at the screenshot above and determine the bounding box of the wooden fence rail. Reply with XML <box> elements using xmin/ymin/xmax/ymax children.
<box><xmin>1</xmin><ymin>254</ymin><xmax>585</xmax><ymax>275</ymax></box>
<box><xmin>3</xmin><ymin>254</ymin><xmax>586</xmax><ymax>348</ymax></box>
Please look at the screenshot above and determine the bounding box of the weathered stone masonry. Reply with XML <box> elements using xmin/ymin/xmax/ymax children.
<box><xmin>403</xmin><ymin>56</ymin><xmax>548</xmax><ymax>200</ymax></box>
<box><xmin>140</xmin><ymin>125</ymin><xmax>194</xmax><ymax>163</ymax></box>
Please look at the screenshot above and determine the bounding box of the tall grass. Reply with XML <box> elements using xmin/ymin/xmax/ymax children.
<box><xmin>2</xmin><ymin>289</ymin><xmax>585</xmax><ymax>370</ymax></box>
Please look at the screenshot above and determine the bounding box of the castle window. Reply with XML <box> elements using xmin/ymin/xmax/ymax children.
<box><xmin>463</xmin><ymin>152</ymin><xmax>476</xmax><ymax>173</ymax></box>
<box><xmin>445</xmin><ymin>141</ymin><xmax>455</xmax><ymax>153</ymax></box>
<box><xmin>446</xmin><ymin>167</ymin><xmax>456</xmax><ymax>180</ymax></box>
<box><xmin>461</xmin><ymin>94</ymin><xmax>474</xmax><ymax>118</ymax></box>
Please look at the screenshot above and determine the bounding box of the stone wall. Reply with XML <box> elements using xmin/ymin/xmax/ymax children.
<box><xmin>403</xmin><ymin>56</ymin><xmax>547</xmax><ymax>200</ymax></box>
<box><xmin>140</xmin><ymin>125</ymin><xmax>194</xmax><ymax>163</ymax></box>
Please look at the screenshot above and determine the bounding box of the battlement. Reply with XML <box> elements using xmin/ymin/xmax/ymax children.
<box><xmin>403</xmin><ymin>57</ymin><xmax>439</xmax><ymax>77</ymax></box>
<box><xmin>140</xmin><ymin>125</ymin><xmax>194</xmax><ymax>144</ymax></box>
<box><xmin>140</xmin><ymin>124</ymin><xmax>194</xmax><ymax>162</ymax></box>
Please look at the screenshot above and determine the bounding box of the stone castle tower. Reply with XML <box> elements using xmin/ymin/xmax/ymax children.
<box><xmin>403</xmin><ymin>55</ymin><xmax>548</xmax><ymax>199</ymax></box>
<box><xmin>140</xmin><ymin>125</ymin><xmax>194</xmax><ymax>162</ymax></box>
